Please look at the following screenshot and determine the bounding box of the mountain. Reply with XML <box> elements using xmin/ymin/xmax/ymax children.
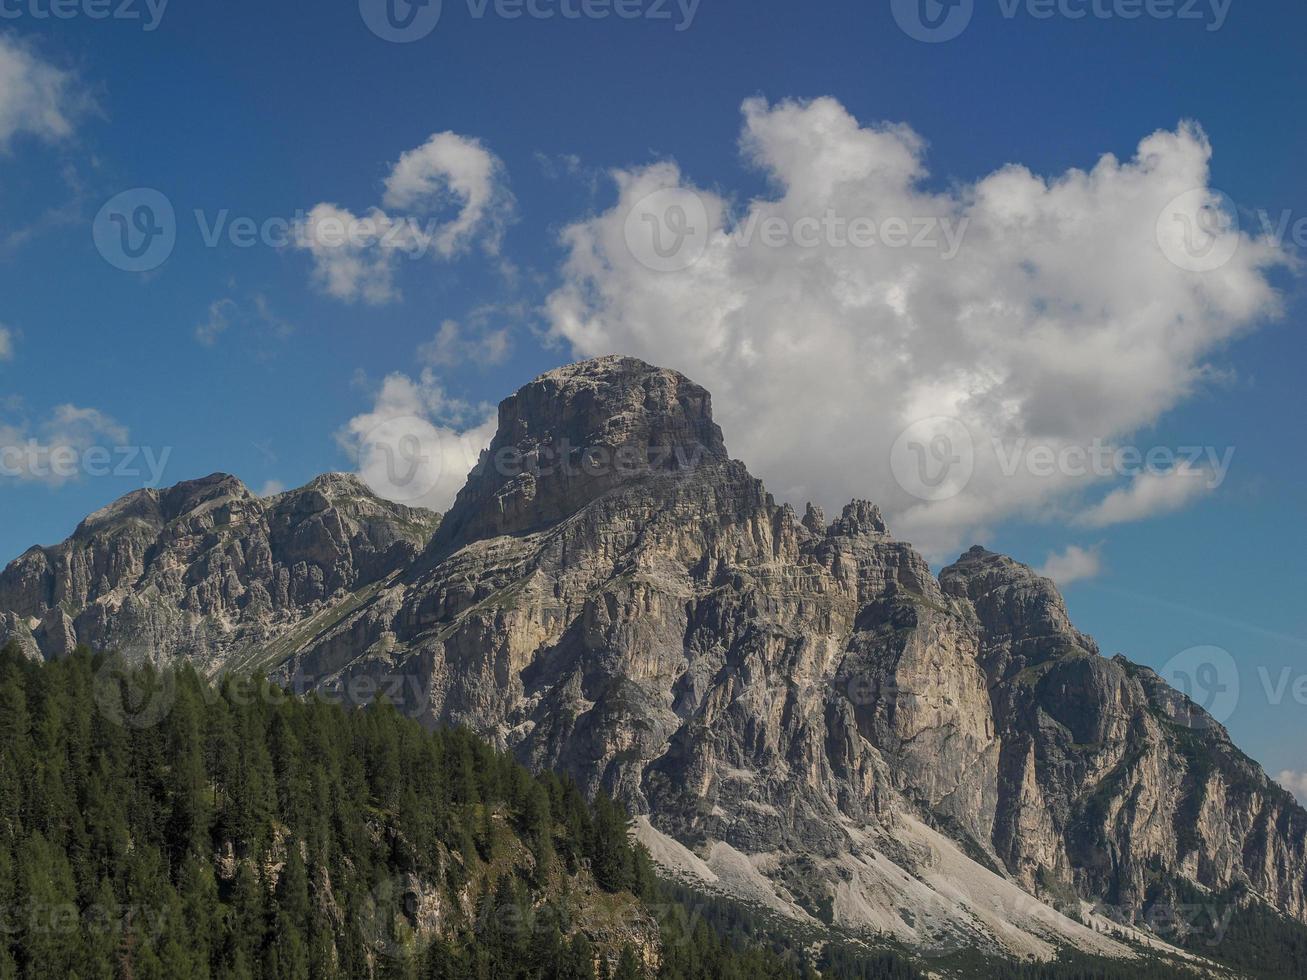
<box><xmin>0</xmin><ymin>649</ymin><xmax>802</xmax><ymax>980</ymax></box>
<box><xmin>3</xmin><ymin>355</ymin><xmax>1304</xmax><ymax>967</ymax></box>
<box><xmin>0</xmin><ymin>472</ymin><xmax>438</xmax><ymax>671</ymax></box>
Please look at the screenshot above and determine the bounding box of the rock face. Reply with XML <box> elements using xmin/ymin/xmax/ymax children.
<box><xmin>3</xmin><ymin>355</ymin><xmax>1304</xmax><ymax>959</ymax></box>
<box><xmin>0</xmin><ymin>472</ymin><xmax>440</xmax><ymax>672</ymax></box>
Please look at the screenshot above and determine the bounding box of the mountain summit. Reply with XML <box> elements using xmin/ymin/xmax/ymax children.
<box><xmin>2</xmin><ymin>356</ymin><xmax>1303</xmax><ymax>962</ymax></box>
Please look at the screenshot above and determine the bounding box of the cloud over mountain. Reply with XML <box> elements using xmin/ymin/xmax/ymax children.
<box><xmin>546</xmin><ymin>96</ymin><xmax>1287</xmax><ymax>555</ymax></box>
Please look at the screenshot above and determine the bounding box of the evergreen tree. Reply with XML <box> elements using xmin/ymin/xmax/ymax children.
<box><xmin>0</xmin><ymin>644</ymin><xmax>1253</xmax><ymax>980</ymax></box>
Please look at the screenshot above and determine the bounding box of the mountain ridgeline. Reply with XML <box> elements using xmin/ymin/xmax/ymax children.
<box><xmin>3</xmin><ymin>355</ymin><xmax>1306</xmax><ymax>970</ymax></box>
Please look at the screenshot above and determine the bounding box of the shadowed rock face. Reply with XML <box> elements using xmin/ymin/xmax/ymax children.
<box><xmin>431</xmin><ymin>356</ymin><xmax>728</xmax><ymax>554</ymax></box>
<box><xmin>0</xmin><ymin>472</ymin><xmax>439</xmax><ymax>670</ymax></box>
<box><xmin>4</xmin><ymin>355</ymin><xmax>1304</xmax><ymax>956</ymax></box>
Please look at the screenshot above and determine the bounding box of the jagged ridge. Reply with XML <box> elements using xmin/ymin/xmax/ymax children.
<box><xmin>2</xmin><ymin>356</ymin><xmax>1302</xmax><ymax>963</ymax></box>
<box><xmin>0</xmin><ymin>472</ymin><xmax>440</xmax><ymax>670</ymax></box>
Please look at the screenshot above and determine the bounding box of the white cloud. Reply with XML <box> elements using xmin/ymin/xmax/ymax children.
<box><xmin>418</xmin><ymin>317</ymin><xmax>512</xmax><ymax>369</ymax></box>
<box><xmin>194</xmin><ymin>295</ymin><xmax>294</xmax><ymax>348</ymax></box>
<box><xmin>194</xmin><ymin>298</ymin><xmax>236</xmax><ymax>347</ymax></box>
<box><xmin>0</xmin><ymin>325</ymin><xmax>12</xmax><ymax>361</ymax></box>
<box><xmin>1075</xmin><ymin>464</ymin><xmax>1214</xmax><ymax>528</ymax></box>
<box><xmin>337</xmin><ymin>370</ymin><xmax>496</xmax><ymax>513</ymax></box>
<box><xmin>296</xmin><ymin>133</ymin><xmax>513</xmax><ymax>304</ymax></box>
<box><xmin>546</xmin><ymin>96</ymin><xmax>1288</xmax><ymax>557</ymax></box>
<box><xmin>1277</xmin><ymin>770</ymin><xmax>1307</xmax><ymax>805</ymax></box>
<box><xmin>383</xmin><ymin>132</ymin><xmax>514</xmax><ymax>257</ymax></box>
<box><xmin>0</xmin><ymin>35</ymin><xmax>82</xmax><ymax>148</ymax></box>
<box><xmin>257</xmin><ymin>480</ymin><xmax>286</xmax><ymax>498</ymax></box>
<box><xmin>1036</xmin><ymin>544</ymin><xmax>1104</xmax><ymax>586</ymax></box>
<box><xmin>0</xmin><ymin>404</ymin><xmax>130</xmax><ymax>486</ymax></box>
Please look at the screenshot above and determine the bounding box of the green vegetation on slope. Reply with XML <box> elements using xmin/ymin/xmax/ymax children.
<box><xmin>0</xmin><ymin>645</ymin><xmax>905</xmax><ymax>979</ymax></box>
<box><xmin>2</xmin><ymin>644</ymin><xmax>1305</xmax><ymax>979</ymax></box>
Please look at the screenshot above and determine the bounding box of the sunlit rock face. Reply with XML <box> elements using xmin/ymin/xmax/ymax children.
<box><xmin>0</xmin><ymin>472</ymin><xmax>439</xmax><ymax>672</ymax></box>
<box><xmin>6</xmin><ymin>355</ymin><xmax>1305</xmax><ymax>958</ymax></box>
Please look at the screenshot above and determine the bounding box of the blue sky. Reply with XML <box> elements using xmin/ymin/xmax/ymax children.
<box><xmin>1</xmin><ymin>0</ymin><xmax>1304</xmax><ymax>784</ymax></box>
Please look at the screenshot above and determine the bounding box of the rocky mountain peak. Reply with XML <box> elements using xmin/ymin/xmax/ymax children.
<box><xmin>432</xmin><ymin>355</ymin><xmax>730</xmax><ymax>551</ymax></box>
<box><xmin>6</xmin><ymin>356</ymin><xmax>1307</xmax><ymax>961</ymax></box>
<box><xmin>70</xmin><ymin>473</ymin><xmax>253</xmax><ymax>542</ymax></box>
<box><xmin>940</xmin><ymin>544</ymin><xmax>1097</xmax><ymax>679</ymax></box>
<box><xmin>293</xmin><ymin>471</ymin><xmax>371</xmax><ymax>498</ymax></box>
<box><xmin>801</xmin><ymin>502</ymin><xmax>827</xmax><ymax>534</ymax></box>
<box><xmin>0</xmin><ymin>471</ymin><xmax>439</xmax><ymax>667</ymax></box>
<box><xmin>157</xmin><ymin>472</ymin><xmax>252</xmax><ymax>517</ymax></box>
<box><xmin>829</xmin><ymin>499</ymin><xmax>889</xmax><ymax>537</ymax></box>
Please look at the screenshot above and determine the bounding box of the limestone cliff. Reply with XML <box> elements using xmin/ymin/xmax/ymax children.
<box><xmin>4</xmin><ymin>356</ymin><xmax>1302</xmax><ymax>961</ymax></box>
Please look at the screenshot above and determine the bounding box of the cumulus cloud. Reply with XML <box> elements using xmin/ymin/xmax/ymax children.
<box><xmin>1036</xmin><ymin>544</ymin><xmax>1104</xmax><ymax>586</ymax></box>
<box><xmin>383</xmin><ymin>132</ymin><xmax>514</xmax><ymax>257</ymax></box>
<box><xmin>1277</xmin><ymin>771</ymin><xmax>1307</xmax><ymax>806</ymax></box>
<box><xmin>337</xmin><ymin>370</ymin><xmax>497</xmax><ymax>513</ymax></box>
<box><xmin>0</xmin><ymin>35</ymin><xmax>83</xmax><ymax>148</ymax></box>
<box><xmin>0</xmin><ymin>404</ymin><xmax>130</xmax><ymax>486</ymax></box>
<box><xmin>1075</xmin><ymin>463</ymin><xmax>1215</xmax><ymax>528</ymax></box>
<box><xmin>0</xmin><ymin>325</ymin><xmax>12</xmax><ymax>361</ymax></box>
<box><xmin>296</xmin><ymin>133</ymin><xmax>514</xmax><ymax>304</ymax></box>
<box><xmin>545</xmin><ymin>96</ymin><xmax>1288</xmax><ymax>557</ymax></box>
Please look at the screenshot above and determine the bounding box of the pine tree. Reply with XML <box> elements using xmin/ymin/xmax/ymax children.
<box><xmin>615</xmin><ymin>943</ymin><xmax>643</xmax><ymax>980</ymax></box>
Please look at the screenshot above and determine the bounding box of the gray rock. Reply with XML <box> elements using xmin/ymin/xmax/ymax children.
<box><xmin>0</xmin><ymin>472</ymin><xmax>439</xmax><ymax>671</ymax></box>
<box><xmin>5</xmin><ymin>355</ymin><xmax>1304</xmax><ymax>954</ymax></box>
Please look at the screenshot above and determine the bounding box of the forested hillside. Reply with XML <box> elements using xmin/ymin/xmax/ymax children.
<box><xmin>0</xmin><ymin>644</ymin><xmax>1300</xmax><ymax>979</ymax></box>
<box><xmin>0</xmin><ymin>645</ymin><xmax>889</xmax><ymax>979</ymax></box>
